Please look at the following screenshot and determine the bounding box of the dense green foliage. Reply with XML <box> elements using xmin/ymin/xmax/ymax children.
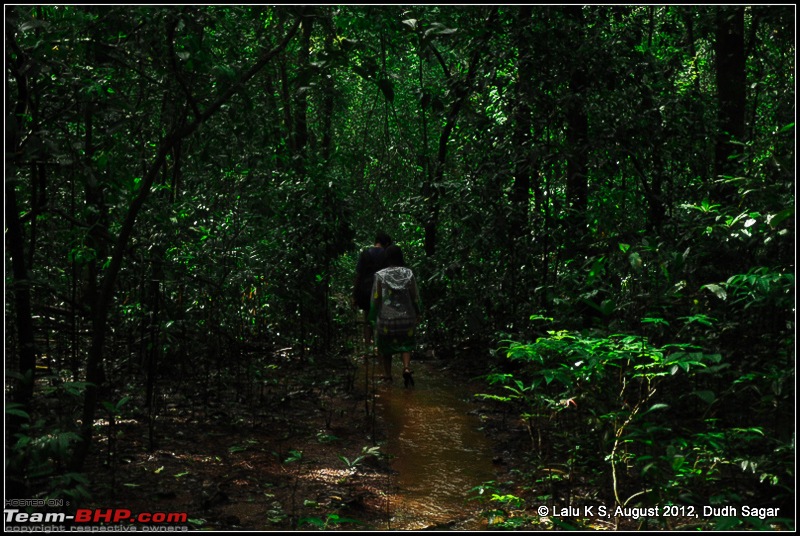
<box><xmin>5</xmin><ymin>5</ymin><xmax>794</xmax><ymax>529</ymax></box>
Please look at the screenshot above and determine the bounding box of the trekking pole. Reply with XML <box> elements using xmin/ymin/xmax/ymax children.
<box><xmin>364</xmin><ymin>334</ymin><xmax>371</xmax><ymax>419</ymax></box>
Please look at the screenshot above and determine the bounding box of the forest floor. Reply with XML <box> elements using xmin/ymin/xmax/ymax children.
<box><xmin>73</xmin><ymin>344</ymin><xmax>719</xmax><ymax>532</ymax></box>
<box><xmin>79</xmin><ymin>349</ymin><xmax>532</xmax><ymax>532</ymax></box>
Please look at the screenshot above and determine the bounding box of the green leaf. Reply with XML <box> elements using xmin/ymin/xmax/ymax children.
<box><xmin>692</xmin><ymin>390</ymin><xmax>716</xmax><ymax>405</ymax></box>
<box><xmin>284</xmin><ymin>449</ymin><xmax>303</xmax><ymax>464</ymax></box>
<box><xmin>679</xmin><ymin>314</ymin><xmax>716</xmax><ymax>326</ymax></box>
<box><xmin>701</xmin><ymin>283</ymin><xmax>727</xmax><ymax>301</ymax></box>
<box><xmin>644</xmin><ymin>403</ymin><xmax>669</xmax><ymax>415</ymax></box>
<box><xmin>767</xmin><ymin>207</ymin><xmax>793</xmax><ymax>228</ymax></box>
<box><xmin>5</xmin><ymin>404</ymin><xmax>30</xmax><ymax>420</ymax></box>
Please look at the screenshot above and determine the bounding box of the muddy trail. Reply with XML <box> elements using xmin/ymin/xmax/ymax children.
<box><xmin>363</xmin><ymin>356</ymin><xmax>499</xmax><ymax>530</ymax></box>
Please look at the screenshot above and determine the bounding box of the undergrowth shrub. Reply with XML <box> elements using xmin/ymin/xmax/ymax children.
<box><xmin>477</xmin><ymin>317</ymin><xmax>793</xmax><ymax>530</ymax></box>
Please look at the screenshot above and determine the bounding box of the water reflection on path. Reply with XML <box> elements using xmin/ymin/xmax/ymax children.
<box><xmin>371</xmin><ymin>358</ymin><xmax>497</xmax><ymax>530</ymax></box>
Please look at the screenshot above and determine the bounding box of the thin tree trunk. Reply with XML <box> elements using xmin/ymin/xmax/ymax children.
<box><xmin>512</xmin><ymin>5</ymin><xmax>533</xmax><ymax>235</ymax></box>
<box><xmin>564</xmin><ymin>6</ymin><xmax>589</xmax><ymax>254</ymax></box>
<box><xmin>713</xmin><ymin>6</ymin><xmax>746</xmax><ymax>203</ymax></box>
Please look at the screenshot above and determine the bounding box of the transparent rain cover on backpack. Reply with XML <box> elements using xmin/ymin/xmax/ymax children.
<box><xmin>373</xmin><ymin>267</ymin><xmax>417</xmax><ymax>321</ymax></box>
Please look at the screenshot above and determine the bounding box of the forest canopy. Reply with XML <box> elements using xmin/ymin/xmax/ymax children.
<box><xmin>5</xmin><ymin>4</ymin><xmax>795</xmax><ymax>530</ymax></box>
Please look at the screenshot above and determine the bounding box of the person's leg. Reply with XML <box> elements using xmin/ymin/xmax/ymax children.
<box><xmin>402</xmin><ymin>351</ymin><xmax>414</xmax><ymax>387</ymax></box>
<box><xmin>401</xmin><ymin>352</ymin><xmax>411</xmax><ymax>371</ymax></box>
<box><xmin>363</xmin><ymin>311</ymin><xmax>372</xmax><ymax>347</ymax></box>
<box><xmin>382</xmin><ymin>354</ymin><xmax>393</xmax><ymax>380</ymax></box>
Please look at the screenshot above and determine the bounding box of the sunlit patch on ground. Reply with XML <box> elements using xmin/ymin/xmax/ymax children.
<box><xmin>304</xmin><ymin>467</ymin><xmax>355</xmax><ymax>484</ymax></box>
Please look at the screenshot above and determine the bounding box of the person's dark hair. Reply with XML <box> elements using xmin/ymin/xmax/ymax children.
<box><xmin>375</xmin><ymin>232</ymin><xmax>392</xmax><ymax>247</ymax></box>
<box><xmin>384</xmin><ymin>244</ymin><xmax>405</xmax><ymax>267</ymax></box>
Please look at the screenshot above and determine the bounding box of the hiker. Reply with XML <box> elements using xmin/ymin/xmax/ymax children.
<box><xmin>369</xmin><ymin>244</ymin><xmax>422</xmax><ymax>387</ymax></box>
<box><xmin>353</xmin><ymin>232</ymin><xmax>392</xmax><ymax>346</ymax></box>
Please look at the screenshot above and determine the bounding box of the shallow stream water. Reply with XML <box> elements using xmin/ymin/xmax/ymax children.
<box><xmin>366</xmin><ymin>358</ymin><xmax>498</xmax><ymax>530</ymax></box>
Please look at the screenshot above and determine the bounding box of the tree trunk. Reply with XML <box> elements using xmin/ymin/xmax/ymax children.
<box><xmin>713</xmin><ymin>6</ymin><xmax>746</xmax><ymax>203</ymax></box>
<box><xmin>512</xmin><ymin>6</ymin><xmax>534</xmax><ymax>236</ymax></box>
<box><xmin>564</xmin><ymin>6</ymin><xmax>589</xmax><ymax>252</ymax></box>
<box><xmin>5</xmin><ymin>16</ymin><xmax>38</xmax><ymax>422</ymax></box>
<box><xmin>320</xmin><ymin>12</ymin><xmax>336</xmax><ymax>162</ymax></box>
<box><xmin>5</xmin><ymin>181</ymin><xmax>37</xmax><ymax>410</ymax></box>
